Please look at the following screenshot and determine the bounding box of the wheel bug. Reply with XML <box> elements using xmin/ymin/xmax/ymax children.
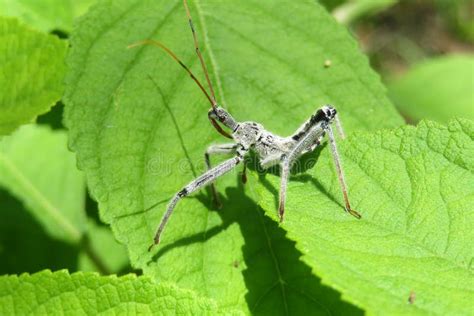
<box><xmin>130</xmin><ymin>0</ymin><xmax>361</xmax><ymax>251</ymax></box>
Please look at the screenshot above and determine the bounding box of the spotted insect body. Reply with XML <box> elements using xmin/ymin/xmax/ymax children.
<box><xmin>134</xmin><ymin>0</ymin><xmax>361</xmax><ymax>251</ymax></box>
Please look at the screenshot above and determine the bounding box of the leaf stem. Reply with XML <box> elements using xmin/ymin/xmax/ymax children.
<box><xmin>81</xmin><ymin>235</ymin><xmax>111</xmax><ymax>275</ymax></box>
<box><xmin>0</xmin><ymin>155</ymin><xmax>82</xmax><ymax>242</ymax></box>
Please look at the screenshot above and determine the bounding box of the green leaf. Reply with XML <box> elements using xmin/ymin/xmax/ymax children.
<box><xmin>0</xmin><ymin>124</ymin><xmax>86</xmax><ymax>243</ymax></box>
<box><xmin>0</xmin><ymin>17</ymin><xmax>67</xmax><ymax>136</ymax></box>
<box><xmin>0</xmin><ymin>188</ymin><xmax>129</xmax><ymax>275</ymax></box>
<box><xmin>389</xmin><ymin>55</ymin><xmax>474</xmax><ymax>123</ymax></box>
<box><xmin>0</xmin><ymin>0</ymin><xmax>96</xmax><ymax>33</ymax></box>
<box><xmin>78</xmin><ymin>219</ymin><xmax>130</xmax><ymax>274</ymax></box>
<box><xmin>64</xmin><ymin>0</ymin><xmax>401</xmax><ymax>313</ymax></box>
<box><xmin>0</xmin><ymin>189</ymin><xmax>79</xmax><ymax>274</ymax></box>
<box><xmin>0</xmin><ymin>124</ymin><xmax>128</xmax><ymax>276</ymax></box>
<box><xmin>252</xmin><ymin>119</ymin><xmax>474</xmax><ymax>315</ymax></box>
<box><xmin>0</xmin><ymin>270</ymin><xmax>228</xmax><ymax>315</ymax></box>
<box><xmin>318</xmin><ymin>0</ymin><xmax>346</xmax><ymax>11</ymax></box>
<box><xmin>434</xmin><ymin>0</ymin><xmax>474</xmax><ymax>42</ymax></box>
<box><xmin>333</xmin><ymin>0</ymin><xmax>397</xmax><ymax>24</ymax></box>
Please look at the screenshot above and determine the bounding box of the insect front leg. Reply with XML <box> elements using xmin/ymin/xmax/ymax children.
<box><xmin>204</xmin><ymin>143</ymin><xmax>238</xmax><ymax>208</ymax></box>
<box><xmin>149</xmin><ymin>153</ymin><xmax>246</xmax><ymax>250</ymax></box>
<box><xmin>326</xmin><ymin>125</ymin><xmax>361</xmax><ymax>219</ymax></box>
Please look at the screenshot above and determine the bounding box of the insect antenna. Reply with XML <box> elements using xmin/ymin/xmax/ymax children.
<box><xmin>183</xmin><ymin>0</ymin><xmax>218</xmax><ymax>108</ymax></box>
<box><xmin>183</xmin><ymin>0</ymin><xmax>234</xmax><ymax>139</ymax></box>
<box><xmin>129</xmin><ymin>1</ymin><xmax>234</xmax><ymax>139</ymax></box>
<box><xmin>128</xmin><ymin>40</ymin><xmax>215</xmax><ymax>108</ymax></box>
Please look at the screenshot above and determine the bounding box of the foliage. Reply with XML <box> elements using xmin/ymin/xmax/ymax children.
<box><xmin>0</xmin><ymin>0</ymin><xmax>472</xmax><ymax>315</ymax></box>
<box><xmin>63</xmin><ymin>0</ymin><xmax>404</xmax><ymax>313</ymax></box>
<box><xmin>389</xmin><ymin>55</ymin><xmax>474</xmax><ymax>123</ymax></box>
<box><xmin>0</xmin><ymin>125</ymin><xmax>129</xmax><ymax>275</ymax></box>
<box><xmin>0</xmin><ymin>189</ymin><xmax>80</xmax><ymax>274</ymax></box>
<box><xmin>0</xmin><ymin>125</ymin><xmax>85</xmax><ymax>242</ymax></box>
<box><xmin>0</xmin><ymin>270</ymin><xmax>227</xmax><ymax>315</ymax></box>
<box><xmin>332</xmin><ymin>0</ymin><xmax>397</xmax><ymax>24</ymax></box>
<box><xmin>253</xmin><ymin>118</ymin><xmax>474</xmax><ymax>315</ymax></box>
<box><xmin>435</xmin><ymin>0</ymin><xmax>474</xmax><ymax>42</ymax></box>
<box><xmin>0</xmin><ymin>17</ymin><xmax>66</xmax><ymax>136</ymax></box>
<box><xmin>318</xmin><ymin>0</ymin><xmax>346</xmax><ymax>11</ymax></box>
<box><xmin>0</xmin><ymin>0</ymin><xmax>96</xmax><ymax>33</ymax></box>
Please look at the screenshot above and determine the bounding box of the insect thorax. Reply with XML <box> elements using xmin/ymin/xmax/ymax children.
<box><xmin>232</xmin><ymin>122</ymin><xmax>263</xmax><ymax>148</ymax></box>
<box><xmin>233</xmin><ymin>122</ymin><xmax>293</xmax><ymax>162</ymax></box>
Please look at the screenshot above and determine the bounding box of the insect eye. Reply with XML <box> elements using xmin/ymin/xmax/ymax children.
<box><xmin>208</xmin><ymin>109</ymin><xmax>217</xmax><ymax>118</ymax></box>
<box><xmin>216</xmin><ymin>110</ymin><xmax>228</xmax><ymax>122</ymax></box>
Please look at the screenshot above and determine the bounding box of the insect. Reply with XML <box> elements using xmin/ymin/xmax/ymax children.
<box><xmin>132</xmin><ymin>0</ymin><xmax>361</xmax><ymax>251</ymax></box>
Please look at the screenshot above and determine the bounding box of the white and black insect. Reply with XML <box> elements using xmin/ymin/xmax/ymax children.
<box><xmin>134</xmin><ymin>0</ymin><xmax>361</xmax><ymax>251</ymax></box>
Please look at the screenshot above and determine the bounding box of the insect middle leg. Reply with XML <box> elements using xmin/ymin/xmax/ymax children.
<box><xmin>326</xmin><ymin>125</ymin><xmax>361</xmax><ymax>219</ymax></box>
<box><xmin>150</xmin><ymin>153</ymin><xmax>245</xmax><ymax>250</ymax></box>
<box><xmin>204</xmin><ymin>143</ymin><xmax>238</xmax><ymax>208</ymax></box>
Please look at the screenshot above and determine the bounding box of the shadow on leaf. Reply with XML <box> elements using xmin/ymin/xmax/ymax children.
<box><xmin>0</xmin><ymin>189</ymin><xmax>78</xmax><ymax>274</ymax></box>
<box><xmin>151</xmin><ymin>174</ymin><xmax>362</xmax><ymax>315</ymax></box>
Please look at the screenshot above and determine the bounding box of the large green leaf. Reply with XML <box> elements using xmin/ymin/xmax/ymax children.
<box><xmin>0</xmin><ymin>125</ymin><xmax>128</xmax><ymax>275</ymax></box>
<box><xmin>78</xmin><ymin>219</ymin><xmax>130</xmax><ymax>274</ymax></box>
<box><xmin>64</xmin><ymin>0</ymin><xmax>402</xmax><ymax>313</ymax></box>
<box><xmin>0</xmin><ymin>188</ymin><xmax>129</xmax><ymax>275</ymax></box>
<box><xmin>435</xmin><ymin>0</ymin><xmax>474</xmax><ymax>42</ymax></box>
<box><xmin>253</xmin><ymin>119</ymin><xmax>474</xmax><ymax>315</ymax></box>
<box><xmin>0</xmin><ymin>0</ymin><xmax>96</xmax><ymax>33</ymax></box>
<box><xmin>389</xmin><ymin>55</ymin><xmax>474</xmax><ymax>123</ymax></box>
<box><xmin>0</xmin><ymin>125</ymin><xmax>86</xmax><ymax>243</ymax></box>
<box><xmin>0</xmin><ymin>270</ymin><xmax>227</xmax><ymax>315</ymax></box>
<box><xmin>0</xmin><ymin>17</ymin><xmax>66</xmax><ymax>136</ymax></box>
<box><xmin>0</xmin><ymin>189</ymin><xmax>79</xmax><ymax>274</ymax></box>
